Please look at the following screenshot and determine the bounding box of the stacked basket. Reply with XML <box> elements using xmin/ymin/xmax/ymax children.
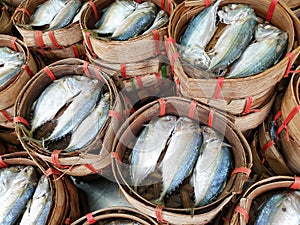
<box><xmin>0</xmin><ymin>3</ymin><xmax>12</xmax><ymax>34</ymax></box>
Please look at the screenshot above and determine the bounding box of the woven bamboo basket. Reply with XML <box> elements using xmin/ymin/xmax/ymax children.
<box><xmin>0</xmin><ymin>104</ymin><xmax>14</xmax><ymax>129</ymax></box>
<box><xmin>0</xmin><ymin>152</ymin><xmax>81</xmax><ymax>224</ymax></box>
<box><xmin>14</xmin><ymin>58</ymin><xmax>125</xmax><ymax>176</ymax></box>
<box><xmin>71</xmin><ymin>207</ymin><xmax>158</xmax><ymax>225</ymax></box>
<box><xmin>294</xmin><ymin>6</ymin><xmax>300</xmax><ymax>18</ymax></box>
<box><xmin>282</xmin><ymin>0</ymin><xmax>300</xmax><ymax>9</ymax></box>
<box><xmin>167</xmin><ymin>0</ymin><xmax>300</xmax><ymax>116</ymax></box>
<box><xmin>229</xmin><ymin>176</ymin><xmax>300</xmax><ymax>225</ymax></box>
<box><xmin>112</xmin><ymin>97</ymin><xmax>252</xmax><ymax>224</ymax></box>
<box><xmin>80</xmin><ymin>0</ymin><xmax>176</xmax><ymax>64</ymax></box>
<box><xmin>0</xmin><ymin>125</ymin><xmax>19</xmax><ymax>145</ymax></box>
<box><xmin>0</xmin><ymin>5</ymin><xmax>12</xmax><ymax>34</ymax></box>
<box><xmin>0</xmin><ymin>140</ymin><xmax>20</xmax><ymax>155</ymax></box>
<box><xmin>0</xmin><ymin>34</ymin><xmax>38</xmax><ymax>110</ymax></box>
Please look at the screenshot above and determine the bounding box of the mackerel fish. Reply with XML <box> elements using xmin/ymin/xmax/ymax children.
<box><xmin>45</xmin><ymin>78</ymin><xmax>102</xmax><ymax>141</ymax></box>
<box><xmin>254</xmin><ymin>191</ymin><xmax>300</xmax><ymax>225</ymax></box>
<box><xmin>64</xmin><ymin>92</ymin><xmax>110</xmax><ymax>152</ymax></box>
<box><xmin>226</xmin><ymin>23</ymin><xmax>288</xmax><ymax>78</ymax></box>
<box><xmin>94</xmin><ymin>0</ymin><xmax>137</xmax><ymax>35</ymax></box>
<box><xmin>29</xmin><ymin>0</ymin><xmax>65</xmax><ymax>27</ymax></box>
<box><xmin>30</xmin><ymin>75</ymin><xmax>94</xmax><ymax>133</ymax></box>
<box><xmin>208</xmin><ymin>4</ymin><xmax>257</xmax><ymax>73</ymax></box>
<box><xmin>0</xmin><ymin>166</ymin><xmax>38</xmax><ymax>225</ymax></box>
<box><xmin>130</xmin><ymin>115</ymin><xmax>177</xmax><ymax>188</ymax></box>
<box><xmin>48</xmin><ymin>0</ymin><xmax>82</xmax><ymax>30</ymax></box>
<box><xmin>142</xmin><ymin>10</ymin><xmax>169</xmax><ymax>35</ymax></box>
<box><xmin>0</xmin><ymin>166</ymin><xmax>25</xmax><ymax>194</ymax></box>
<box><xmin>20</xmin><ymin>175</ymin><xmax>51</xmax><ymax>225</ymax></box>
<box><xmin>111</xmin><ymin>2</ymin><xmax>157</xmax><ymax>41</ymax></box>
<box><xmin>72</xmin><ymin>1</ymin><xmax>89</xmax><ymax>23</ymax></box>
<box><xmin>190</xmin><ymin>126</ymin><xmax>232</xmax><ymax>207</ymax></box>
<box><xmin>155</xmin><ymin>117</ymin><xmax>202</xmax><ymax>204</ymax></box>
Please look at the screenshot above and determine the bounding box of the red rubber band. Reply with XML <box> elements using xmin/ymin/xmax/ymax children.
<box><xmin>136</xmin><ymin>0</ymin><xmax>142</xmax><ymax>3</ymax></box>
<box><xmin>86</xmin><ymin>213</ymin><xmax>96</xmax><ymax>224</ymax></box>
<box><xmin>290</xmin><ymin>177</ymin><xmax>300</xmax><ymax>190</ymax></box>
<box><xmin>46</xmin><ymin>168</ymin><xmax>62</xmax><ymax>177</ymax></box>
<box><xmin>174</xmin><ymin>77</ymin><xmax>180</xmax><ymax>96</ymax></box>
<box><xmin>261</xmin><ymin>140</ymin><xmax>275</xmax><ymax>164</ymax></box>
<box><xmin>1</xmin><ymin>110</ymin><xmax>13</xmax><ymax>122</ymax></box>
<box><xmin>11</xmin><ymin>37</ymin><xmax>18</xmax><ymax>51</ymax></box>
<box><xmin>72</xmin><ymin>44</ymin><xmax>80</xmax><ymax>58</ymax></box>
<box><xmin>273</xmin><ymin>110</ymin><xmax>282</xmax><ymax>126</ymax></box>
<box><xmin>171</xmin><ymin>52</ymin><xmax>179</xmax><ymax>74</ymax></box>
<box><xmin>13</xmin><ymin>116</ymin><xmax>30</xmax><ymax>127</ymax></box>
<box><xmin>94</xmin><ymin>66</ymin><xmax>104</xmax><ymax>82</ymax></box>
<box><xmin>284</xmin><ymin>52</ymin><xmax>294</xmax><ymax>78</ymax></box>
<box><xmin>208</xmin><ymin>108</ymin><xmax>215</xmax><ymax>127</ymax></box>
<box><xmin>235</xmin><ymin>205</ymin><xmax>249</xmax><ymax>223</ymax></box>
<box><xmin>266</xmin><ymin>0</ymin><xmax>279</xmax><ymax>22</ymax></box>
<box><xmin>64</xmin><ymin>218</ymin><xmax>72</xmax><ymax>225</ymax></box>
<box><xmin>165</xmin><ymin>37</ymin><xmax>175</xmax><ymax>53</ymax></box>
<box><xmin>231</xmin><ymin>167</ymin><xmax>251</xmax><ymax>178</ymax></box>
<box><xmin>189</xmin><ymin>100</ymin><xmax>197</xmax><ymax>120</ymax></box>
<box><xmin>120</xmin><ymin>63</ymin><xmax>128</xmax><ymax>78</ymax></box>
<box><xmin>85</xmin><ymin>32</ymin><xmax>96</xmax><ymax>57</ymax></box>
<box><xmin>158</xmin><ymin>98</ymin><xmax>166</xmax><ymax>116</ymax></box>
<box><xmin>167</xmin><ymin>0</ymin><xmax>172</xmax><ymax>14</ymax></box>
<box><xmin>0</xmin><ymin>157</ymin><xmax>8</xmax><ymax>168</ymax></box>
<box><xmin>242</xmin><ymin>96</ymin><xmax>261</xmax><ymax>115</ymax></box>
<box><xmin>213</xmin><ymin>77</ymin><xmax>224</xmax><ymax>99</ymax></box>
<box><xmin>108</xmin><ymin>110</ymin><xmax>123</xmax><ymax>122</ymax></box>
<box><xmin>205</xmin><ymin>0</ymin><xmax>211</xmax><ymax>7</ymax></box>
<box><xmin>35</xmin><ymin>31</ymin><xmax>45</xmax><ymax>48</ymax></box>
<box><xmin>84</xmin><ymin>164</ymin><xmax>97</xmax><ymax>174</ymax></box>
<box><xmin>152</xmin><ymin>29</ymin><xmax>160</xmax><ymax>55</ymax></box>
<box><xmin>51</xmin><ymin>150</ymin><xmax>69</xmax><ymax>169</ymax></box>
<box><xmin>135</xmin><ymin>76</ymin><xmax>144</xmax><ymax>89</ymax></box>
<box><xmin>88</xmin><ymin>1</ymin><xmax>99</xmax><ymax>21</ymax></box>
<box><xmin>155</xmin><ymin>205</ymin><xmax>167</xmax><ymax>223</ymax></box>
<box><xmin>111</xmin><ymin>152</ymin><xmax>122</xmax><ymax>163</ymax></box>
<box><xmin>161</xmin><ymin>0</ymin><xmax>165</xmax><ymax>10</ymax></box>
<box><xmin>83</xmin><ymin>61</ymin><xmax>91</xmax><ymax>78</ymax></box>
<box><xmin>22</xmin><ymin>64</ymin><xmax>34</xmax><ymax>77</ymax></box>
<box><xmin>48</xmin><ymin>31</ymin><xmax>61</xmax><ymax>48</ymax></box>
<box><xmin>15</xmin><ymin>7</ymin><xmax>31</xmax><ymax>17</ymax></box>
<box><xmin>44</xmin><ymin>67</ymin><xmax>56</xmax><ymax>81</ymax></box>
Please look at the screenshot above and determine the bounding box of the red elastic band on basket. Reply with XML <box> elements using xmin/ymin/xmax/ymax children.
<box><xmin>235</xmin><ymin>206</ymin><xmax>249</xmax><ymax>223</ymax></box>
<box><xmin>88</xmin><ymin>1</ymin><xmax>99</xmax><ymax>21</ymax></box>
<box><xmin>231</xmin><ymin>167</ymin><xmax>251</xmax><ymax>179</ymax></box>
<box><xmin>51</xmin><ymin>150</ymin><xmax>69</xmax><ymax>169</ymax></box>
<box><xmin>44</xmin><ymin>67</ymin><xmax>56</xmax><ymax>81</ymax></box>
<box><xmin>155</xmin><ymin>205</ymin><xmax>167</xmax><ymax>223</ymax></box>
<box><xmin>111</xmin><ymin>152</ymin><xmax>122</xmax><ymax>163</ymax></box>
<box><xmin>83</xmin><ymin>61</ymin><xmax>91</xmax><ymax>78</ymax></box>
<box><xmin>137</xmin><ymin>0</ymin><xmax>142</xmax><ymax>3</ymax></box>
<box><xmin>11</xmin><ymin>37</ymin><xmax>18</xmax><ymax>51</ymax></box>
<box><xmin>284</xmin><ymin>52</ymin><xmax>295</xmax><ymax>78</ymax></box>
<box><xmin>86</xmin><ymin>213</ymin><xmax>96</xmax><ymax>224</ymax></box>
<box><xmin>165</xmin><ymin>37</ymin><xmax>175</xmax><ymax>53</ymax></box>
<box><xmin>1</xmin><ymin>110</ymin><xmax>13</xmax><ymax>122</ymax></box>
<box><xmin>120</xmin><ymin>63</ymin><xmax>128</xmax><ymax>78</ymax></box>
<box><xmin>64</xmin><ymin>218</ymin><xmax>72</xmax><ymax>225</ymax></box>
<box><xmin>13</xmin><ymin>116</ymin><xmax>30</xmax><ymax>127</ymax></box>
<box><xmin>213</xmin><ymin>77</ymin><xmax>224</xmax><ymax>99</ymax></box>
<box><xmin>261</xmin><ymin>140</ymin><xmax>275</xmax><ymax>164</ymax></box>
<box><xmin>189</xmin><ymin>101</ymin><xmax>197</xmax><ymax>120</ymax></box>
<box><xmin>273</xmin><ymin>110</ymin><xmax>282</xmax><ymax>126</ymax></box>
<box><xmin>48</xmin><ymin>31</ymin><xmax>61</xmax><ymax>48</ymax></box>
<box><xmin>85</xmin><ymin>32</ymin><xmax>96</xmax><ymax>57</ymax></box>
<box><xmin>242</xmin><ymin>96</ymin><xmax>261</xmax><ymax>115</ymax></box>
<box><xmin>94</xmin><ymin>66</ymin><xmax>104</xmax><ymax>82</ymax></box>
<box><xmin>155</xmin><ymin>72</ymin><xmax>161</xmax><ymax>83</ymax></box>
<box><xmin>15</xmin><ymin>7</ymin><xmax>31</xmax><ymax>17</ymax></box>
<box><xmin>72</xmin><ymin>44</ymin><xmax>80</xmax><ymax>58</ymax></box>
<box><xmin>290</xmin><ymin>177</ymin><xmax>300</xmax><ymax>189</ymax></box>
<box><xmin>276</xmin><ymin>105</ymin><xmax>300</xmax><ymax>141</ymax></box>
<box><xmin>205</xmin><ymin>0</ymin><xmax>211</xmax><ymax>7</ymax></box>
<box><xmin>0</xmin><ymin>157</ymin><xmax>8</xmax><ymax>168</ymax></box>
<box><xmin>174</xmin><ymin>77</ymin><xmax>180</xmax><ymax>96</ymax></box>
<box><xmin>108</xmin><ymin>110</ymin><xmax>123</xmax><ymax>122</ymax></box>
<box><xmin>171</xmin><ymin>52</ymin><xmax>179</xmax><ymax>74</ymax></box>
<box><xmin>158</xmin><ymin>98</ymin><xmax>166</xmax><ymax>116</ymax></box>
<box><xmin>35</xmin><ymin>31</ymin><xmax>45</xmax><ymax>48</ymax></box>
<box><xmin>136</xmin><ymin>76</ymin><xmax>144</xmax><ymax>89</ymax></box>
<box><xmin>46</xmin><ymin>168</ymin><xmax>62</xmax><ymax>177</ymax></box>
<box><xmin>266</xmin><ymin>0</ymin><xmax>279</xmax><ymax>22</ymax></box>
<box><xmin>167</xmin><ymin>0</ymin><xmax>172</xmax><ymax>14</ymax></box>
<box><xmin>84</xmin><ymin>164</ymin><xmax>97</xmax><ymax>174</ymax></box>
<box><xmin>152</xmin><ymin>30</ymin><xmax>160</xmax><ymax>55</ymax></box>
<box><xmin>208</xmin><ymin>109</ymin><xmax>216</xmax><ymax>127</ymax></box>
<box><xmin>22</xmin><ymin>64</ymin><xmax>34</xmax><ymax>77</ymax></box>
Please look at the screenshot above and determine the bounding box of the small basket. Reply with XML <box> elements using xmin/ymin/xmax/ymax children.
<box><xmin>15</xmin><ymin>58</ymin><xmax>125</xmax><ymax>176</ymax></box>
<box><xmin>0</xmin><ymin>5</ymin><xmax>12</xmax><ymax>34</ymax></box>
<box><xmin>112</xmin><ymin>97</ymin><xmax>252</xmax><ymax>224</ymax></box>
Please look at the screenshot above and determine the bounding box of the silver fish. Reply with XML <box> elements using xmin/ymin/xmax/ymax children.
<box><xmin>254</xmin><ymin>191</ymin><xmax>300</xmax><ymax>225</ymax></box>
<box><xmin>111</xmin><ymin>2</ymin><xmax>157</xmax><ymax>41</ymax></box>
<box><xmin>0</xmin><ymin>166</ymin><xmax>38</xmax><ymax>225</ymax></box>
<box><xmin>48</xmin><ymin>0</ymin><xmax>82</xmax><ymax>30</ymax></box>
<box><xmin>208</xmin><ymin>4</ymin><xmax>257</xmax><ymax>73</ymax></box>
<box><xmin>46</xmin><ymin>79</ymin><xmax>102</xmax><ymax>141</ymax></box>
<box><xmin>0</xmin><ymin>47</ymin><xmax>24</xmax><ymax>62</ymax></box>
<box><xmin>31</xmin><ymin>76</ymin><xmax>93</xmax><ymax>132</ymax></box>
<box><xmin>29</xmin><ymin>0</ymin><xmax>65</xmax><ymax>27</ymax></box>
<box><xmin>0</xmin><ymin>64</ymin><xmax>22</xmax><ymax>86</ymax></box>
<box><xmin>19</xmin><ymin>175</ymin><xmax>51</xmax><ymax>225</ymax></box>
<box><xmin>94</xmin><ymin>0</ymin><xmax>137</xmax><ymax>35</ymax></box>
<box><xmin>72</xmin><ymin>1</ymin><xmax>89</xmax><ymax>23</ymax></box>
<box><xmin>142</xmin><ymin>10</ymin><xmax>169</xmax><ymax>35</ymax></box>
<box><xmin>64</xmin><ymin>92</ymin><xmax>110</xmax><ymax>152</ymax></box>
<box><xmin>155</xmin><ymin>117</ymin><xmax>202</xmax><ymax>204</ymax></box>
<box><xmin>130</xmin><ymin>115</ymin><xmax>177</xmax><ymax>188</ymax></box>
<box><xmin>0</xmin><ymin>166</ymin><xmax>25</xmax><ymax>194</ymax></box>
<box><xmin>190</xmin><ymin>126</ymin><xmax>232</xmax><ymax>207</ymax></box>
<box><xmin>226</xmin><ymin>23</ymin><xmax>288</xmax><ymax>78</ymax></box>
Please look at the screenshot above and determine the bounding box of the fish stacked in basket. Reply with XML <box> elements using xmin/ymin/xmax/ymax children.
<box><xmin>12</xmin><ymin>0</ymin><xmax>87</xmax><ymax>62</ymax></box>
<box><xmin>166</xmin><ymin>0</ymin><xmax>300</xmax><ymax>132</ymax></box>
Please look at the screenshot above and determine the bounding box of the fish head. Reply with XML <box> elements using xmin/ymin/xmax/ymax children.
<box><xmin>255</xmin><ymin>23</ymin><xmax>287</xmax><ymax>42</ymax></box>
<box><xmin>202</xmin><ymin>126</ymin><xmax>224</xmax><ymax>144</ymax></box>
<box><xmin>117</xmin><ymin>0</ymin><xmax>138</xmax><ymax>10</ymax></box>
<box><xmin>218</xmin><ymin>4</ymin><xmax>256</xmax><ymax>24</ymax></box>
<box><xmin>136</xmin><ymin>1</ymin><xmax>157</xmax><ymax>13</ymax></box>
<box><xmin>180</xmin><ymin>45</ymin><xmax>211</xmax><ymax>70</ymax></box>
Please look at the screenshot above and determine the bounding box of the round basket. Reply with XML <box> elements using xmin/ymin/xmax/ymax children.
<box><xmin>0</xmin><ymin>151</ymin><xmax>81</xmax><ymax>224</ymax></box>
<box><xmin>167</xmin><ymin>0</ymin><xmax>300</xmax><ymax>115</ymax></box>
<box><xmin>71</xmin><ymin>207</ymin><xmax>158</xmax><ymax>225</ymax></box>
<box><xmin>0</xmin><ymin>5</ymin><xmax>12</xmax><ymax>34</ymax></box>
<box><xmin>80</xmin><ymin>0</ymin><xmax>176</xmax><ymax>64</ymax></box>
<box><xmin>0</xmin><ymin>34</ymin><xmax>38</xmax><ymax>110</ymax></box>
<box><xmin>112</xmin><ymin>97</ymin><xmax>252</xmax><ymax>224</ymax></box>
<box><xmin>229</xmin><ymin>176</ymin><xmax>300</xmax><ymax>225</ymax></box>
<box><xmin>14</xmin><ymin>58</ymin><xmax>124</xmax><ymax>176</ymax></box>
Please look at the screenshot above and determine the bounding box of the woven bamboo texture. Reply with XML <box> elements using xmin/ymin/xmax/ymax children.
<box><xmin>81</xmin><ymin>0</ymin><xmax>176</xmax><ymax>64</ymax></box>
<box><xmin>112</xmin><ymin>97</ymin><xmax>252</xmax><ymax>225</ymax></box>
<box><xmin>0</xmin><ymin>126</ymin><xmax>19</xmax><ymax>145</ymax></box>
<box><xmin>0</xmin><ymin>34</ymin><xmax>38</xmax><ymax>110</ymax></box>
<box><xmin>167</xmin><ymin>0</ymin><xmax>300</xmax><ymax>115</ymax></box>
<box><xmin>71</xmin><ymin>207</ymin><xmax>158</xmax><ymax>225</ymax></box>
<box><xmin>14</xmin><ymin>58</ymin><xmax>124</xmax><ymax>176</ymax></box>
<box><xmin>229</xmin><ymin>176</ymin><xmax>300</xmax><ymax>225</ymax></box>
<box><xmin>0</xmin><ymin>5</ymin><xmax>12</xmax><ymax>34</ymax></box>
<box><xmin>0</xmin><ymin>152</ymin><xmax>81</xmax><ymax>224</ymax></box>
<box><xmin>0</xmin><ymin>104</ymin><xmax>14</xmax><ymax>129</ymax></box>
<box><xmin>12</xmin><ymin>0</ymin><xmax>83</xmax><ymax>48</ymax></box>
